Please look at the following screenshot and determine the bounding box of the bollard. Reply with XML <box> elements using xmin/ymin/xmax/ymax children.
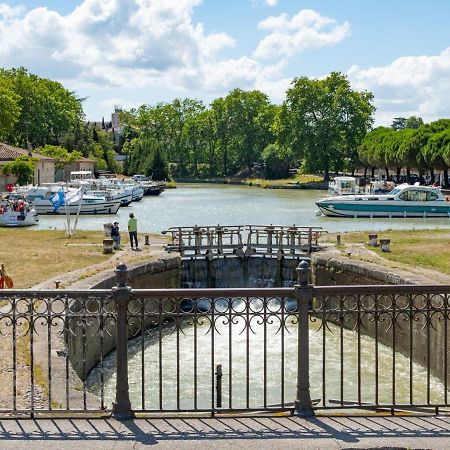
<box><xmin>103</xmin><ymin>223</ymin><xmax>113</xmax><ymax>237</ymax></box>
<box><xmin>368</xmin><ymin>233</ymin><xmax>378</xmax><ymax>247</ymax></box>
<box><xmin>103</xmin><ymin>238</ymin><xmax>114</xmax><ymax>254</ymax></box>
<box><xmin>336</xmin><ymin>234</ymin><xmax>341</xmax><ymax>246</ymax></box>
<box><xmin>54</xmin><ymin>280</ymin><xmax>61</xmax><ymax>289</ymax></box>
<box><xmin>380</xmin><ymin>239</ymin><xmax>391</xmax><ymax>252</ymax></box>
<box><xmin>144</xmin><ymin>234</ymin><xmax>150</xmax><ymax>246</ymax></box>
<box><xmin>294</xmin><ymin>259</ymin><xmax>314</xmax><ymax>417</ymax></box>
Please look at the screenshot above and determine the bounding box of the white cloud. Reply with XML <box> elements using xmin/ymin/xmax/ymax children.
<box><xmin>0</xmin><ymin>0</ymin><xmax>239</xmax><ymax>90</ymax></box>
<box><xmin>265</xmin><ymin>0</ymin><xmax>279</xmax><ymax>6</ymax></box>
<box><xmin>99</xmin><ymin>97</ymin><xmax>140</xmax><ymax>111</ymax></box>
<box><xmin>0</xmin><ymin>3</ymin><xmax>24</xmax><ymax>20</ymax></box>
<box><xmin>254</xmin><ymin>9</ymin><xmax>350</xmax><ymax>59</ymax></box>
<box><xmin>0</xmin><ymin>0</ymin><xmax>299</xmax><ymax>108</ymax></box>
<box><xmin>347</xmin><ymin>47</ymin><xmax>450</xmax><ymax>125</ymax></box>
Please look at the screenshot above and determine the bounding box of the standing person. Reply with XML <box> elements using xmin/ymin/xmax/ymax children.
<box><xmin>128</xmin><ymin>212</ymin><xmax>139</xmax><ymax>250</ymax></box>
<box><xmin>111</xmin><ymin>222</ymin><xmax>121</xmax><ymax>250</ymax></box>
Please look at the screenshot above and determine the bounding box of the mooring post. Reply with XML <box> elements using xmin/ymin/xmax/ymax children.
<box><xmin>112</xmin><ymin>263</ymin><xmax>134</xmax><ymax>420</ymax></box>
<box><xmin>294</xmin><ymin>259</ymin><xmax>315</xmax><ymax>417</ymax></box>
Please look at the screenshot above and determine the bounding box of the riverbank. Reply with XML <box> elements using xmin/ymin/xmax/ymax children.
<box><xmin>174</xmin><ymin>174</ymin><xmax>328</xmax><ymax>190</ymax></box>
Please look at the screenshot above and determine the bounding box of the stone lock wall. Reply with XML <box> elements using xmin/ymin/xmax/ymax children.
<box><xmin>312</xmin><ymin>252</ymin><xmax>450</xmax><ymax>387</ymax></box>
<box><xmin>67</xmin><ymin>257</ymin><xmax>181</xmax><ymax>379</ymax></box>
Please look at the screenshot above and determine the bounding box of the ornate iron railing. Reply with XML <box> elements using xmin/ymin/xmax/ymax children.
<box><xmin>0</xmin><ymin>262</ymin><xmax>449</xmax><ymax>418</ymax></box>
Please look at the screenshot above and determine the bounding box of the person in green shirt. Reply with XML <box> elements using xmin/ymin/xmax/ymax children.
<box><xmin>127</xmin><ymin>212</ymin><xmax>139</xmax><ymax>250</ymax></box>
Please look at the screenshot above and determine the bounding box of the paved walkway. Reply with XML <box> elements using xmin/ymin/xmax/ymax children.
<box><xmin>1</xmin><ymin>415</ymin><xmax>450</xmax><ymax>449</ymax></box>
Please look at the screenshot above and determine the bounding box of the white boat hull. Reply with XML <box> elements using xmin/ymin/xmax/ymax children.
<box><xmin>33</xmin><ymin>200</ymin><xmax>121</xmax><ymax>215</ymax></box>
<box><xmin>0</xmin><ymin>210</ymin><xmax>39</xmax><ymax>227</ymax></box>
<box><xmin>317</xmin><ymin>203</ymin><xmax>450</xmax><ymax>218</ymax></box>
<box><xmin>317</xmin><ymin>185</ymin><xmax>450</xmax><ymax>218</ymax></box>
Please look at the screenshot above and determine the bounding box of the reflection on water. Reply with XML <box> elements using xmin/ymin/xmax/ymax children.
<box><xmin>87</xmin><ymin>311</ymin><xmax>447</xmax><ymax>410</ymax></box>
<box><xmin>34</xmin><ymin>184</ymin><xmax>450</xmax><ymax>234</ymax></box>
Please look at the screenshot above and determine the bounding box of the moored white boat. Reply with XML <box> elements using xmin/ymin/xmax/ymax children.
<box><xmin>328</xmin><ymin>176</ymin><xmax>358</xmax><ymax>196</ymax></box>
<box><xmin>316</xmin><ymin>184</ymin><xmax>450</xmax><ymax>218</ymax></box>
<box><xmin>97</xmin><ymin>177</ymin><xmax>144</xmax><ymax>201</ymax></box>
<box><xmin>0</xmin><ymin>193</ymin><xmax>39</xmax><ymax>227</ymax></box>
<box><xmin>23</xmin><ymin>185</ymin><xmax>121</xmax><ymax>215</ymax></box>
<box><xmin>69</xmin><ymin>171</ymin><xmax>133</xmax><ymax>206</ymax></box>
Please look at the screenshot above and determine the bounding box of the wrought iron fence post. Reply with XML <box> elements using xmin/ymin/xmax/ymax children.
<box><xmin>294</xmin><ymin>259</ymin><xmax>314</xmax><ymax>417</ymax></box>
<box><xmin>112</xmin><ymin>263</ymin><xmax>134</xmax><ymax>420</ymax></box>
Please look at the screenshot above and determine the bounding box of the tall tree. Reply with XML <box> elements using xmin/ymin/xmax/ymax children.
<box><xmin>3</xmin><ymin>68</ymin><xmax>84</xmax><ymax>148</ymax></box>
<box><xmin>0</xmin><ymin>71</ymin><xmax>20</xmax><ymax>141</ymax></box>
<box><xmin>280</xmin><ymin>72</ymin><xmax>374</xmax><ymax>181</ymax></box>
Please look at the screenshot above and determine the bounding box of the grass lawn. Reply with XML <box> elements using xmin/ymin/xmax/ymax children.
<box><xmin>244</xmin><ymin>173</ymin><xmax>324</xmax><ymax>187</ymax></box>
<box><xmin>0</xmin><ymin>229</ymin><xmax>111</xmax><ymax>288</ymax></box>
<box><xmin>323</xmin><ymin>229</ymin><xmax>450</xmax><ymax>275</ymax></box>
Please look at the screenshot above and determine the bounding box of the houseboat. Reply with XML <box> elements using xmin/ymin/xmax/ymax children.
<box><xmin>316</xmin><ymin>184</ymin><xmax>450</xmax><ymax>218</ymax></box>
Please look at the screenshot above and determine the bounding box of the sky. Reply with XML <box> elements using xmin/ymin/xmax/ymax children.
<box><xmin>0</xmin><ymin>0</ymin><xmax>449</xmax><ymax>125</ymax></box>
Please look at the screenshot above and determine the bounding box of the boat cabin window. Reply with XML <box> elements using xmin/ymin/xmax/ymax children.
<box><xmin>340</xmin><ymin>181</ymin><xmax>354</xmax><ymax>189</ymax></box>
<box><xmin>399</xmin><ymin>189</ymin><xmax>434</xmax><ymax>202</ymax></box>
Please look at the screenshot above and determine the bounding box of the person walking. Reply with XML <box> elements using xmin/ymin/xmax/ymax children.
<box><xmin>111</xmin><ymin>222</ymin><xmax>121</xmax><ymax>250</ymax></box>
<box><xmin>128</xmin><ymin>212</ymin><xmax>139</xmax><ymax>250</ymax></box>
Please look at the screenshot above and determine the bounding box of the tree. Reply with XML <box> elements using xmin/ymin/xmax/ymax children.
<box><xmin>151</xmin><ymin>146</ymin><xmax>170</xmax><ymax>180</ymax></box>
<box><xmin>92</xmin><ymin>127</ymin><xmax>99</xmax><ymax>142</ymax></box>
<box><xmin>262</xmin><ymin>144</ymin><xmax>291</xmax><ymax>179</ymax></box>
<box><xmin>0</xmin><ymin>71</ymin><xmax>20</xmax><ymax>140</ymax></box>
<box><xmin>405</xmin><ymin>116</ymin><xmax>424</xmax><ymax>129</ymax></box>
<box><xmin>2</xmin><ymin>67</ymin><xmax>84</xmax><ymax>148</ymax></box>
<box><xmin>391</xmin><ymin>117</ymin><xmax>407</xmax><ymax>130</ymax></box>
<box><xmin>38</xmin><ymin>145</ymin><xmax>83</xmax><ymax>171</ymax></box>
<box><xmin>2</xmin><ymin>155</ymin><xmax>36</xmax><ymax>185</ymax></box>
<box><xmin>280</xmin><ymin>72</ymin><xmax>375</xmax><ymax>181</ymax></box>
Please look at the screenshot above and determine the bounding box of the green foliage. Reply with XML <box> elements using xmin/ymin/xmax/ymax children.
<box><xmin>2</xmin><ymin>155</ymin><xmax>36</xmax><ymax>185</ymax></box>
<box><xmin>0</xmin><ymin>72</ymin><xmax>20</xmax><ymax>140</ymax></box>
<box><xmin>279</xmin><ymin>72</ymin><xmax>375</xmax><ymax>181</ymax></box>
<box><xmin>151</xmin><ymin>146</ymin><xmax>170</xmax><ymax>180</ymax></box>
<box><xmin>61</xmin><ymin>125</ymin><xmax>119</xmax><ymax>173</ymax></box>
<box><xmin>38</xmin><ymin>145</ymin><xmax>82</xmax><ymax>171</ymax></box>
<box><xmin>359</xmin><ymin>119</ymin><xmax>450</xmax><ymax>186</ymax></box>
<box><xmin>1</xmin><ymin>67</ymin><xmax>84</xmax><ymax>148</ymax></box>
<box><xmin>10</xmin><ymin>66</ymin><xmax>448</xmax><ymax>185</ymax></box>
<box><xmin>262</xmin><ymin>144</ymin><xmax>291</xmax><ymax>179</ymax></box>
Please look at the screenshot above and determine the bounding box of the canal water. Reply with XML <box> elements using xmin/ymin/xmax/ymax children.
<box><xmin>86</xmin><ymin>315</ymin><xmax>446</xmax><ymax>410</ymax></box>
<box><xmin>66</xmin><ymin>183</ymin><xmax>448</xmax><ymax>408</ymax></box>
<box><xmin>34</xmin><ymin>184</ymin><xmax>450</xmax><ymax>234</ymax></box>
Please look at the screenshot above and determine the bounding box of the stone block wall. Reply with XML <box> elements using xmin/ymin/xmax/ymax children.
<box><xmin>312</xmin><ymin>251</ymin><xmax>450</xmax><ymax>387</ymax></box>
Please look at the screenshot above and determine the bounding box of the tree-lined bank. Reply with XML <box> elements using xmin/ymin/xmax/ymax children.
<box><xmin>1</xmin><ymin>67</ymin><xmax>450</xmax><ymax>186</ymax></box>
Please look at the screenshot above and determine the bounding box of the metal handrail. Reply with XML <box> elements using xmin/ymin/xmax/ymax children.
<box><xmin>1</xmin><ymin>262</ymin><xmax>450</xmax><ymax>418</ymax></box>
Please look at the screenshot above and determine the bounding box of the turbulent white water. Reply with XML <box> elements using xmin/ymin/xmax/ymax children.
<box><xmin>87</xmin><ymin>314</ymin><xmax>447</xmax><ymax>410</ymax></box>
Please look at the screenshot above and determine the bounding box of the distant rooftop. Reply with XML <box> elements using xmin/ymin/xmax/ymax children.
<box><xmin>0</xmin><ymin>143</ymin><xmax>54</xmax><ymax>161</ymax></box>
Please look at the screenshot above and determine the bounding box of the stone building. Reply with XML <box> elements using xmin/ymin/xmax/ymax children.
<box><xmin>0</xmin><ymin>142</ymin><xmax>55</xmax><ymax>190</ymax></box>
